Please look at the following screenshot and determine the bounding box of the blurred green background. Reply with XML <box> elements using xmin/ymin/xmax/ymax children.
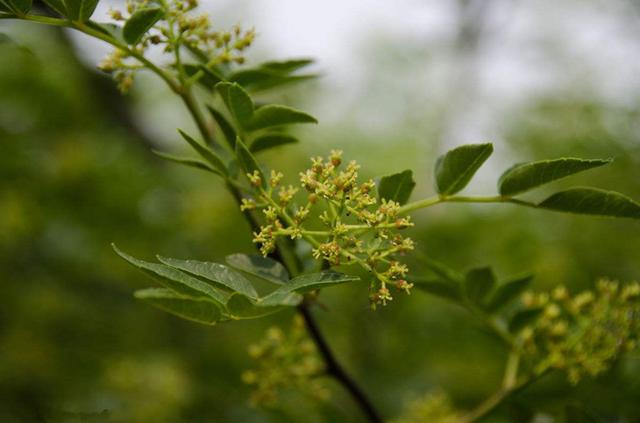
<box><xmin>2</xmin><ymin>1</ymin><xmax>640</xmax><ymax>421</ymax></box>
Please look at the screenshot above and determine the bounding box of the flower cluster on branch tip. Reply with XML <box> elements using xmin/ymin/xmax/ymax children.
<box><xmin>240</xmin><ymin>150</ymin><xmax>416</xmax><ymax>308</ymax></box>
<box><xmin>99</xmin><ymin>0</ymin><xmax>255</xmax><ymax>92</ymax></box>
<box><xmin>517</xmin><ymin>279</ymin><xmax>640</xmax><ymax>384</ymax></box>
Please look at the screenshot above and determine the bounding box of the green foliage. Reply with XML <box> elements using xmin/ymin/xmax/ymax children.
<box><xmin>1</xmin><ymin>0</ymin><xmax>31</xmax><ymax>15</ymax></box>
<box><xmin>226</xmin><ymin>253</ymin><xmax>290</xmax><ymax>284</ymax></box>
<box><xmin>178</xmin><ymin>129</ymin><xmax>228</xmax><ymax>176</ymax></box>
<box><xmin>435</xmin><ymin>143</ymin><xmax>493</xmax><ymax>195</ymax></box>
<box><xmin>156</xmin><ymin>255</ymin><xmax>258</xmax><ymax>299</ymax></box>
<box><xmin>247</xmin><ymin>104</ymin><xmax>317</xmax><ymax>131</ymax></box>
<box><xmin>485</xmin><ymin>274</ymin><xmax>533</xmax><ymax>312</ymax></box>
<box><xmin>134</xmin><ymin>288</ymin><xmax>223</xmax><ymax>325</ymax></box>
<box><xmin>41</xmin><ymin>0</ymin><xmax>66</xmax><ymax>16</ymax></box>
<box><xmin>122</xmin><ymin>8</ymin><xmax>164</xmax><ymax>45</ymax></box>
<box><xmin>152</xmin><ymin>149</ymin><xmax>221</xmax><ymax>175</ymax></box>
<box><xmin>64</xmin><ymin>0</ymin><xmax>98</xmax><ymax>21</ymax></box>
<box><xmin>216</xmin><ymin>82</ymin><xmax>255</xmax><ymax>128</ymax></box>
<box><xmin>235</xmin><ymin>137</ymin><xmax>266</xmax><ymax>188</ymax></box>
<box><xmin>208</xmin><ymin>106</ymin><xmax>237</xmax><ymax>148</ymax></box>
<box><xmin>538</xmin><ymin>187</ymin><xmax>640</xmax><ymax>219</ymax></box>
<box><xmin>229</xmin><ymin>58</ymin><xmax>316</xmax><ymax>92</ymax></box>
<box><xmin>250</xmin><ymin>133</ymin><xmax>299</xmax><ymax>153</ymax></box>
<box><xmin>499</xmin><ymin>158</ymin><xmax>611</xmax><ymax>196</ymax></box>
<box><xmin>377</xmin><ymin>170</ymin><xmax>416</xmax><ymax>205</ymax></box>
<box><xmin>464</xmin><ymin>267</ymin><xmax>496</xmax><ymax>305</ymax></box>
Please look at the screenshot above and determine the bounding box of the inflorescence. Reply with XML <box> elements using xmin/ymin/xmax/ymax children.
<box><xmin>516</xmin><ymin>279</ymin><xmax>640</xmax><ymax>384</ymax></box>
<box><xmin>99</xmin><ymin>0</ymin><xmax>255</xmax><ymax>92</ymax></box>
<box><xmin>241</xmin><ymin>150</ymin><xmax>415</xmax><ymax>308</ymax></box>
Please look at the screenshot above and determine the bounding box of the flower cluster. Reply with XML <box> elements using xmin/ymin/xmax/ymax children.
<box><xmin>242</xmin><ymin>151</ymin><xmax>416</xmax><ymax>308</ymax></box>
<box><xmin>99</xmin><ymin>0</ymin><xmax>255</xmax><ymax>92</ymax></box>
<box><xmin>391</xmin><ymin>390</ymin><xmax>460</xmax><ymax>423</ymax></box>
<box><xmin>516</xmin><ymin>279</ymin><xmax>640</xmax><ymax>383</ymax></box>
<box><xmin>241</xmin><ymin>316</ymin><xmax>329</xmax><ymax>407</ymax></box>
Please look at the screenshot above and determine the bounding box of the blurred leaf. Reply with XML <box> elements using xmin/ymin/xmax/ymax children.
<box><xmin>225</xmin><ymin>293</ymin><xmax>287</xmax><ymax>319</ymax></box>
<box><xmin>215</xmin><ymin>82</ymin><xmax>254</xmax><ymax>128</ymax></box>
<box><xmin>235</xmin><ymin>137</ymin><xmax>266</xmax><ymax>188</ymax></box>
<box><xmin>538</xmin><ymin>187</ymin><xmax>640</xmax><ymax>219</ymax></box>
<box><xmin>226</xmin><ymin>253</ymin><xmax>289</xmax><ymax>285</ymax></box>
<box><xmin>435</xmin><ymin>143</ymin><xmax>493</xmax><ymax>195</ymax></box>
<box><xmin>260</xmin><ymin>58</ymin><xmax>314</xmax><ymax>73</ymax></box>
<box><xmin>41</xmin><ymin>0</ymin><xmax>66</xmax><ymax>15</ymax></box>
<box><xmin>207</xmin><ymin>106</ymin><xmax>237</xmax><ymax>149</ymax></box>
<box><xmin>413</xmin><ymin>278</ymin><xmax>462</xmax><ymax>302</ymax></box>
<box><xmin>247</xmin><ymin>105</ymin><xmax>317</xmax><ymax>131</ymax></box>
<box><xmin>86</xmin><ymin>22</ymin><xmax>124</xmax><ymax>42</ymax></box>
<box><xmin>183</xmin><ymin>64</ymin><xmax>225</xmax><ymax>89</ymax></box>
<box><xmin>123</xmin><ymin>7</ymin><xmax>163</xmax><ymax>44</ymax></box>
<box><xmin>464</xmin><ymin>267</ymin><xmax>496</xmax><ymax>304</ymax></box>
<box><xmin>229</xmin><ymin>68</ymin><xmax>316</xmax><ymax>92</ymax></box>
<box><xmin>499</xmin><ymin>158</ymin><xmax>612</xmax><ymax>196</ymax></box>
<box><xmin>508</xmin><ymin>308</ymin><xmax>543</xmax><ymax>333</ymax></box>
<box><xmin>250</xmin><ymin>133</ymin><xmax>298</xmax><ymax>154</ymax></box>
<box><xmin>112</xmin><ymin>245</ymin><xmax>228</xmax><ymax>304</ymax></box>
<box><xmin>157</xmin><ymin>256</ymin><xmax>258</xmax><ymax>299</ymax></box>
<box><xmin>3</xmin><ymin>0</ymin><xmax>30</xmax><ymax>14</ymax></box>
<box><xmin>134</xmin><ymin>288</ymin><xmax>222</xmax><ymax>325</ymax></box>
<box><xmin>0</xmin><ymin>1</ymin><xmax>8</xmax><ymax>11</ymax></box>
<box><xmin>152</xmin><ymin>150</ymin><xmax>222</xmax><ymax>175</ymax></box>
<box><xmin>378</xmin><ymin>169</ymin><xmax>416</xmax><ymax>205</ymax></box>
<box><xmin>178</xmin><ymin>129</ymin><xmax>227</xmax><ymax>175</ymax></box>
<box><xmin>64</xmin><ymin>0</ymin><xmax>99</xmax><ymax>21</ymax></box>
<box><xmin>564</xmin><ymin>404</ymin><xmax>600</xmax><ymax>423</ymax></box>
<box><xmin>485</xmin><ymin>275</ymin><xmax>533</xmax><ymax>313</ymax></box>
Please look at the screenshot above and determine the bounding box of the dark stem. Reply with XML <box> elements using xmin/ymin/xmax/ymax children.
<box><xmin>298</xmin><ymin>303</ymin><xmax>383</xmax><ymax>423</ymax></box>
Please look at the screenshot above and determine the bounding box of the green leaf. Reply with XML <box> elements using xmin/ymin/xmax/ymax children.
<box><xmin>498</xmin><ymin>158</ymin><xmax>612</xmax><ymax>196</ymax></box>
<box><xmin>178</xmin><ymin>129</ymin><xmax>227</xmax><ymax>175</ymax></box>
<box><xmin>538</xmin><ymin>187</ymin><xmax>640</xmax><ymax>219</ymax></box>
<box><xmin>134</xmin><ymin>288</ymin><xmax>222</xmax><ymax>325</ymax></box>
<box><xmin>122</xmin><ymin>7</ymin><xmax>164</xmax><ymax>45</ymax></box>
<box><xmin>183</xmin><ymin>64</ymin><xmax>225</xmax><ymax>89</ymax></box>
<box><xmin>485</xmin><ymin>275</ymin><xmax>533</xmax><ymax>312</ymax></box>
<box><xmin>260</xmin><ymin>59</ymin><xmax>314</xmax><ymax>73</ymax></box>
<box><xmin>250</xmin><ymin>133</ymin><xmax>298</xmax><ymax>154</ymax></box>
<box><xmin>207</xmin><ymin>106</ymin><xmax>237</xmax><ymax>149</ymax></box>
<box><xmin>152</xmin><ymin>150</ymin><xmax>221</xmax><ymax>175</ymax></box>
<box><xmin>112</xmin><ymin>244</ymin><xmax>227</xmax><ymax>304</ymax></box>
<box><xmin>41</xmin><ymin>0</ymin><xmax>66</xmax><ymax>15</ymax></box>
<box><xmin>413</xmin><ymin>278</ymin><xmax>462</xmax><ymax>302</ymax></box>
<box><xmin>508</xmin><ymin>307</ymin><xmax>543</xmax><ymax>333</ymax></box>
<box><xmin>377</xmin><ymin>170</ymin><xmax>416</xmax><ymax>205</ymax></box>
<box><xmin>464</xmin><ymin>267</ymin><xmax>496</xmax><ymax>304</ymax></box>
<box><xmin>86</xmin><ymin>22</ymin><xmax>124</xmax><ymax>42</ymax></box>
<box><xmin>229</xmin><ymin>68</ymin><xmax>316</xmax><ymax>92</ymax></box>
<box><xmin>64</xmin><ymin>0</ymin><xmax>99</xmax><ymax>21</ymax></box>
<box><xmin>259</xmin><ymin>289</ymin><xmax>303</xmax><ymax>307</ymax></box>
<box><xmin>435</xmin><ymin>143</ymin><xmax>493</xmax><ymax>195</ymax></box>
<box><xmin>248</xmin><ymin>105</ymin><xmax>317</xmax><ymax>131</ymax></box>
<box><xmin>277</xmin><ymin>272</ymin><xmax>359</xmax><ymax>294</ymax></box>
<box><xmin>4</xmin><ymin>0</ymin><xmax>31</xmax><ymax>14</ymax></box>
<box><xmin>225</xmin><ymin>293</ymin><xmax>288</xmax><ymax>319</ymax></box>
<box><xmin>235</xmin><ymin>137</ymin><xmax>266</xmax><ymax>189</ymax></box>
<box><xmin>226</xmin><ymin>253</ymin><xmax>289</xmax><ymax>285</ymax></box>
<box><xmin>215</xmin><ymin>82</ymin><xmax>254</xmax><ymax>128</ymax></box>
<box><xmin>157</xmin><ymin>256</ymin><xmax>258</xmax><ymax>299</ymax></box>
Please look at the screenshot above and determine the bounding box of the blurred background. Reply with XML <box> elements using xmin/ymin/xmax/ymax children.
<box><xmin>2</xmin><ymin>0</ymin><xmax>640</xmax><ymax>421</ymax></box>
